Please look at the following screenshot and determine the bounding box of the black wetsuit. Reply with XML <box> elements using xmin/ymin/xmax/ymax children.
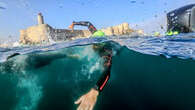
<box><xmin>92</xmin><ymin>44</ymin><xmax>112</xmax><ymax>92</ymax></box>
<box><xmin>167</xmin><ymin>4</ymin><xmax>195</xmax><ymax>33</ymax></box>
<box><xmin>73</xmin><ymin>21</ymin><xmax>97</xmax><ymax>34</ymax></box>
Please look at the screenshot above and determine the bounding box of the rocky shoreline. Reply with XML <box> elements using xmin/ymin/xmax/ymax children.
<box><xmin>0</xmin><ymin>13</ymin><xmax>145</xmax><ymax>47</ymax></box>
<box><xmin>19</xmin><ymin>13</ymin><xmax>145</xmax><ymax>45</ymax></box>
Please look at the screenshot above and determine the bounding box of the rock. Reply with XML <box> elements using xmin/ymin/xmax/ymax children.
<box><xmin>136</xmin><ymin>30</ymin><xmax>144</xmax><ymax>35</ymax></box>
<box><xmin>101</xmin><ymin>22</ymin><xmax>134</xmax><ymax>36</ymax></box>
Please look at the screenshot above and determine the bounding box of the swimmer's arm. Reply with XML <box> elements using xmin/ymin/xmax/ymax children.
<box><xmin>93</xmin><ymin>68</ymin><xmax>111</xmax><ymax>92</ymax></box>
<box><xmin>75</xmin><ymin>60</ymin><xmax>111</xmax><ymax>110</ymax></box>
<box><xmin>94</xmin><ymin>55</ymin><xmax>112</xmax><ymax>92</ymax></box>
<box><xmin>75</xmin><ymin>50</ymin><xmax>112</xmax><ymax>110</ymax></box>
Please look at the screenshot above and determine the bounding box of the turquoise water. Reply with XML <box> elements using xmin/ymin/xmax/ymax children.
<box><xmin>0</xmin><ymin>35</ymin><xmax>195</xmax><ymax>110</ymax></box>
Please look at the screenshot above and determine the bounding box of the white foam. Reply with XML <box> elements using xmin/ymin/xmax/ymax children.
<box><xmin>15</xmin><ymin>75</ymin><xmax>43</xmax><ymax>110</ymax></box>
<box><xmin>72</xmin><ymin>45</ymin><xmax>104</xmax><ymax>80</ymax></box>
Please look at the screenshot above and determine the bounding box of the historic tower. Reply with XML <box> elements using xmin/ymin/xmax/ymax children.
<box><xmin>37</xmin><ymin>13</ymin><xmax>44</xmax><ymax>25</ymax></box>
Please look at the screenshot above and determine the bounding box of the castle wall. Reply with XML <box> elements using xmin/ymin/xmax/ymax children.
<box><xmin>20</xmin><ymin>24</ymin><xmax>92</xmax><ymax>44</ymax></box>
<box><xmin>20</xmin><ymin>24</ymin><xmax>49</xmax><ymax>44</ymax></box>
<box><xmin>48</xmin><ymin>27</ymin><xmax>91</xmax><ymax>41</ymax></box>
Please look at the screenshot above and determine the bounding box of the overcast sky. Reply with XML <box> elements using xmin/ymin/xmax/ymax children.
<box><xmin>0</xmin><ymin>0</ymin><xmax>194</xmax><ymax>38</ymax></box>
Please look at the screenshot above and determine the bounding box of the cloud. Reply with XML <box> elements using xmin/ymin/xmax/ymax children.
<box><xmin>0</xmin><ymin>2</ymin><xmax>7</xmax><ymax>10</ymax></box>
<box><xmin>130</xmin><ymin>1</ymin><xmax>136</xmax><ymax>3</ymax></box>
<box><xmin>0</xmin><ymin>6</ymin><xmax>6</xmax><ymax>10</ymax></box>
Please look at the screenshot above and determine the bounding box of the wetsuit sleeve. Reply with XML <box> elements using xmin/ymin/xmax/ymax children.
<box><xmin>73</xmin><ymin>21</ymin><xmax>97</xmax><ymax>34</ymax></box>
<box><xmin>93</xmin><ymin>55</ymin><xmax>112</xmax><ymax>92</ymax></box>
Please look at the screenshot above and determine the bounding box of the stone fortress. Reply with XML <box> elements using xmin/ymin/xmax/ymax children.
<box><xmin>19</xmin><ymin>13</ymin><xmax>139</xmax><ymax>44</ymax></box>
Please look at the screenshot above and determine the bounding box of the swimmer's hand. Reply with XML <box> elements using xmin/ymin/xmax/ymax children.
<box><xmin>75</xmin><ymin>88</ymin><xmax>99</xmax><ymax>110</ymax></box>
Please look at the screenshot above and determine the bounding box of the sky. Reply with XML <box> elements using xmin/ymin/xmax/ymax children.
<box><xmin>0</xmin><ymin>0</ymin><xmax>194</xmax><ymax>39</ymax></box>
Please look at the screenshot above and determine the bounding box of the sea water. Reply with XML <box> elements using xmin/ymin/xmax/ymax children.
<box><xmin>0</xmin><ymin>33</ymin><xmax>195</xmax><ymax>110</ymax></box>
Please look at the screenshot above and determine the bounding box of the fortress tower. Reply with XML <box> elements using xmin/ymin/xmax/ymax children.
<box><xmin>37</xmin><ymin>13</ymin><xmax>44</xmax><ymax>25</ymax></box>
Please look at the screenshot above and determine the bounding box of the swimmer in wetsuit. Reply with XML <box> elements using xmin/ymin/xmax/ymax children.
<box><xmin>166</xmin><ymin>4</ymin><xmax>195</xmax><ymax>35</ymax></box>
<box><xmin>69</xmin><ymin>21</ymin><xmax>112</xmax><ymax>110</ymax></box>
